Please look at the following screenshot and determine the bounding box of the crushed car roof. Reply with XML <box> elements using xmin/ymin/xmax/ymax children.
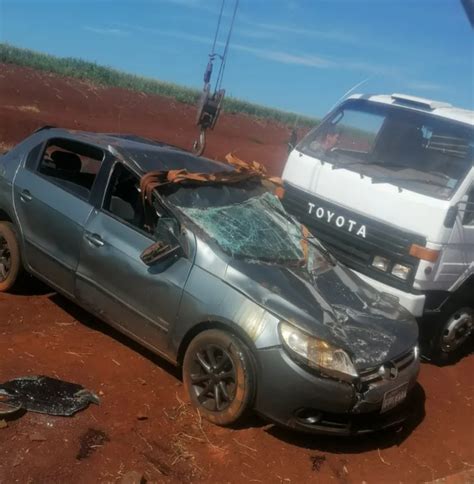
<box><xmin>38</xmin><ymin>127</ymin><xmax>232</xmax><ymax>174</ymax></box>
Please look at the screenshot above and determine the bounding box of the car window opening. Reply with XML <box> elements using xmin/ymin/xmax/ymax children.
<box><xmin>104</xmin><ymin>163</ymin><xmax>158</xmax><ymax>235</ymax></box>
<box><xmin>38</xmin><ymin>138</ymin><xmax>104</xmax><ymax>199</ymax></box>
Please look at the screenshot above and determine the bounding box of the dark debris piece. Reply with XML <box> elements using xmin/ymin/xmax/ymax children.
<box><xmin>310</xmin><ymin>454</ymin><xmax>326</xmax><ymax>472</ymax></box>
<box><xmin>0</xmin><ymin>375</ymin><xmax>99</xmax><ymax>416</ymax></box>
<box><xmin>76</xmin><ymin>428</ymin><xmax>110</xmax><ymax>460</ymax></box>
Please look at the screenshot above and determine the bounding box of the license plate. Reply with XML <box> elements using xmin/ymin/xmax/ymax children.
<box><xmin>381</xmin><ymin>383</ymin><xmax>408</xmax><ymax>413</ymax></box>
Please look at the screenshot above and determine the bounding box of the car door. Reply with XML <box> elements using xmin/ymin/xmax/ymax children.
<box><xmin>13</xmin><ymin>137</ymin><xmax>105</xmax><ymax>297</ymax></box>
<box><xmin>75</xmin><ymin>161</ymin><xmax>194</xmax><ymax>358</ymax></box>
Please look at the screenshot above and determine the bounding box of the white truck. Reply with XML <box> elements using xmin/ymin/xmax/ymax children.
<box><xmin>282</xmin><ymin>93</ymin><xmax>474</xmax><ymax>359</ymax></box>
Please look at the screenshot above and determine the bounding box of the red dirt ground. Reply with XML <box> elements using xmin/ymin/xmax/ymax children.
<box><xmin>1</xmin><ymin>64</ymin><xmax>473</xmax><ymax>483</ymax></box>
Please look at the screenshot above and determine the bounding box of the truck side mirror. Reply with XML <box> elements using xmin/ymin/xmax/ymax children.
<box><xmin>444</xmin><ymin>206</ymin><xmax>458</xmax><ymax>228</ymax></box>
<box><xmin>288</xmin><ymin>129</ymin><xmax>298</xmax><ymax>154</ymax></box>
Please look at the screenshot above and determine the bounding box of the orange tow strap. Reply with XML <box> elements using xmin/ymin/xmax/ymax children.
<box><xmin>140</xmin><ymin>153</ymin><xmax>283</xmax><ymax>207</ymax></box>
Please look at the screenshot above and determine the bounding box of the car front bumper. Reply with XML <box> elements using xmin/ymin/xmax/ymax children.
<box><xmin>254</xmin><ymin>346</ymin><xmax>420</xmax><ymax>436</ymax></box>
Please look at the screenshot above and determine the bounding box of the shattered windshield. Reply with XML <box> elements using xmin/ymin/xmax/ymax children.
<box><xmin>300</xmin><ymin>99</ymin><xmax>474</xmax><ymax>200</ymax></box>
<box><xmin>166</xmin><ymin>183</ymin><xmax>331</xmax><ymax>270</ymax></box>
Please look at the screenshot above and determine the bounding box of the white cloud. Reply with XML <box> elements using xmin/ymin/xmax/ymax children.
<box><xmin>234</xmin><ymin>28</ymin><xmax>276</xmax><ymax>40</ymax></box>
<box><xmin>83</xmin><ymin>26</ymin><xmax>129</xmax><ymax>36</ymax></box>
<box><xmin>105</xmin><ymin>22</ymin><xmax>390</xmax><ymax>75</ymax></box>
<box><xmin>238</xmin><ymin>16</ymin><xmax>357</xmax><ymax>44</ymax></box>
<box><xmin>406</xmin><ymin>81</ymin><xmax>443</xmax><ymax>91</ymax></box>
<box><xmin>230</xmin><ymin>43</ymin><xmax>334</xmax><ymax>68</ymax></box>
<box><xmin>152</xmin><ymin>0</ymin><xmax>220</xmax><ymax>14</ymax></box>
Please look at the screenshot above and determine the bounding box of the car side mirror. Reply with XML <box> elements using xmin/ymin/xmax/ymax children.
<box><xmin>140</xmin><ymin>240</ymin><xmax>181</xmax><ymax>266</ymax></box>
<box><xmin>140</xmin><ymin>217</ymin><xmax>183</xmax><ymax>266</ymax></box>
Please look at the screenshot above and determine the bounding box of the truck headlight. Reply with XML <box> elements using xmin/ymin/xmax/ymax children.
<box><xmin>279</xmin><ymin>321</ymin><xmax>358</xmax><ymax>381</ymax></box>
<box><xmin>391</xmin><ymin>263</ymin><xmax>411</xmax><ymax>280</ymax></box>
<box><xmin>372</xmin><ymin>256</ymin><xmax>390</xmax><ymax>272</ymax></box>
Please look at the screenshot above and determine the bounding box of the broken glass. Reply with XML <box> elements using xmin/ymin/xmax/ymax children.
<box><xmin>0</xmin><ymin>376</ymin><xmax>99</xmax><ymax>416</ymax></box>
<box><xmin>178</xmin><ymin>191</ymin><xmax>331</xmax><ymax>273</ymax></box>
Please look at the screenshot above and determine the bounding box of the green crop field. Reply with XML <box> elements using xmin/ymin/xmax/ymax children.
<box><xmin>0</xmin><ymin>43</ymin><xmax>318</xmax><ymax>128</ymax></box>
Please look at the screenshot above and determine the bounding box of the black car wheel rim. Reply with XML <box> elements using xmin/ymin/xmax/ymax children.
<box><xmin>189</xmin><ymin>344</ymin><xmax>237</xmax><ymax>412</ymax></box>
<box><xmin>0</xmin><ymin>236</ymin><xmax>11</xmax><ymax>282</ymax></box>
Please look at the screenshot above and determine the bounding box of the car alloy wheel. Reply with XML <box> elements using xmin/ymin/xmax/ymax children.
<box><xmin>0</xmin><ymin>222</ymin><xmax>23</xmax><ymax>292</ymax></box>
<box><xmin>189</xmin><ymin>344</ymin><xmax>236</xmax><ymax>412</ymax></box>
<box><xmin>183</xmin><ymin>329</ymin><xmax>255</xmax><ymax>426</ymax></box>
<box><xmin>0</xmin><ymin>235</ymin><xmax>11</xmax><ymax>282</ymax></box>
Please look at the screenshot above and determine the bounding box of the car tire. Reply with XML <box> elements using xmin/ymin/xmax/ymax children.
<box><xmin>183</xmin><ymin>329</ymin><xmax>256</xmax><ymax>426</ymax></box>
<box><xmin>0</xmin><ymin>222</ymin><xmax>23</xmax><ymax>292</ymax></box>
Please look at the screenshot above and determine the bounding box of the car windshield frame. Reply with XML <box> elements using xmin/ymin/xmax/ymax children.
<box><xmin>298</xmin><ymin>98</ymin><xmax>474</xmax><ymax>200</ymax></box>
<box><xmin>159</xmin><ymin>181</ymin><xmax>334</xmax><ymax>272</ymax></box>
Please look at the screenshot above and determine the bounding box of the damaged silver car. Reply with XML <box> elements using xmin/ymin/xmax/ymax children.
<box><xmin>0</xmin><ymin>128</ymin><xmax>420</xmax><ymax>434</ymax></box>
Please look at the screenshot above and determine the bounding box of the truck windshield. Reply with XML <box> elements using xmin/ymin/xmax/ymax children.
<box><xmin>300</xmin><ymin>99</ymin><xmax>474</xmax><ymax>199</ymax></box>
<box><xmin>164</xmin><ymin>182</ymin><xmax>332</xmax><ymax>271</ymax></box>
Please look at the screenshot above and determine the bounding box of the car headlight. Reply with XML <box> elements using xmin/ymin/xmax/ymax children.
<box><xmin>279</xmin><ymin>321</ymin><xmax>358</xmax><ymax>381</ymax></box>
<box><xmin>391</xmin><ymin>263</ymin><xmax>411</xmax><ymax>280</ymax></box>
<box><xmin>372</xmin><ymin>255</ymin><xmax>390</xmax><ymax>272</ymax></box>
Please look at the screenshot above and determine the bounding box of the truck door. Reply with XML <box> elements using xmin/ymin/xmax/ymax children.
<box><xmin>440</xmin><ymin>184</ymin><xmax>474</xmax><ymax>289</ymax></box>
<box><xmin>458</xmin><ymin>185</ymin><xmax>474</xmax><ymax>281</ymax></box>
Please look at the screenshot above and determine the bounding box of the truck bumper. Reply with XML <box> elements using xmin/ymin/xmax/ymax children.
<box><xmin>353</xmin><ymin>270</ymin><xmax>426</xmax><ymax>317</ymax></box>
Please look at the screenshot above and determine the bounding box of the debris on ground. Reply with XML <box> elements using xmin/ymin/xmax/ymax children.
<box><xmin>0</xmin><ymin>375</ymin><xmax>99</xmax><ymax>416</ymax></box>
<box><xmin>310</xmin><ymin>454</ymin><xmax>326</xmax><ymax>472</ymax></box>
<box><xmin>119</xmin><ymin>470</ymin><xmax>146</xmax><ymax>484</ymax></box>
<box><xmin>76</xmin><ymin>428</ymin><xmax>110</xmax><ymax>460</ymax></box>
<box><xmin>29</xmin><ymin>432</ymin><xmax>47</xmax><ymax>442</ymax></box>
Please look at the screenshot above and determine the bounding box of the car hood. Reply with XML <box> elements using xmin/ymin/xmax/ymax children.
<box><xmin>224</xmin><ymin>259</ymin><xmax>418</xmax><ymax>369</ymax></box>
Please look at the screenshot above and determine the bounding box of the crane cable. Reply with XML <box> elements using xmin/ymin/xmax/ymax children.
<box><xmin>193</xmin><ymin>0</ymin><xmax>239</xmax><ymax>156</ymax></box>
<box><xmin>215</xmin><ymin>0</ymin><xmax>240</xmax><ymax>92</ymax></box>
<box><xmin>210</xmin><ymin>0</ymin><xmax>226</xmax><ymax>57</ymax></box>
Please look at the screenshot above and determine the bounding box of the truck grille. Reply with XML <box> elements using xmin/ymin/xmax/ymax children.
<box><xmin>283</xmin><ymin>183</ymin><xmax>426</xmax><ymax>292</ymax></box>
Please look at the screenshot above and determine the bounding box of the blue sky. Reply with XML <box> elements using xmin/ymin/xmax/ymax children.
<box><xmin>1</xmin><ymin>0</ymin><xmax>473</xmax><ymax>117</ymax></box>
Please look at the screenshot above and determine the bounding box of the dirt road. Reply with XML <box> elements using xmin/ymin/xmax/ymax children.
<box><xmin>0</xmin><ymin>64</ymin><xmax>473</xmax><ymax>483</ymax></box>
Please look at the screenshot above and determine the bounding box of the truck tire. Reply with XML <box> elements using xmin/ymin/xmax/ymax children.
<box><xmin>429</xmin><ymin>296</ymin><xmax>473</xmax><ymax>363</ymax></box>
<box><xmin>0</xmin><ymin>222</ymin><xmax>23</xmax><ymax>292</ymax></box>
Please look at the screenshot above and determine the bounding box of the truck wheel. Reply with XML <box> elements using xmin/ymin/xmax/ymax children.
<box><xmin>431</xmin><ymin>301</ymin><xmax>473</xmax><ymax>363</ymax></box>
<box><xmin>183</xmin><ymin>329</ymin><xmax>256</xmax><ymax>426</ymax></box>
<box><xmin>0</xmin><ymin>222</ymin><xmax>23</xmax><ymax>292</ymax></box>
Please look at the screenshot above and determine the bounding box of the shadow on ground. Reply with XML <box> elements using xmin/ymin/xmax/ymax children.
<box><xmin>16</xmin><ymin>278</ymin><xmax>427</xmax><ymax>452</ymax></box>
<box><xmin>49</xmin><ymin>293</ymin><xmax>181</xmax><ymax>381</ymax></box>
<box><xmin>10</xmin><ymin>274</ymin><xmax>53</xmax><ymax>296</ymax></box>
<box><xmin>264</xmin><ymin>383</ymin><xmax>426</xmax><ymax>452</ymax></box>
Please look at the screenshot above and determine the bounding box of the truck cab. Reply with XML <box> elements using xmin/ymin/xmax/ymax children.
<box><xmin>282</xmin><ymin>93</ymin><xmax>474</xmax><ymax>358</ymax></box>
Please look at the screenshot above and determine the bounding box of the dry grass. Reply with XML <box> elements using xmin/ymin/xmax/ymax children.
<box><xmin>16</xmin><ymin>105</ymin><xmax>40</xmax><ymax>113</ymax></box>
